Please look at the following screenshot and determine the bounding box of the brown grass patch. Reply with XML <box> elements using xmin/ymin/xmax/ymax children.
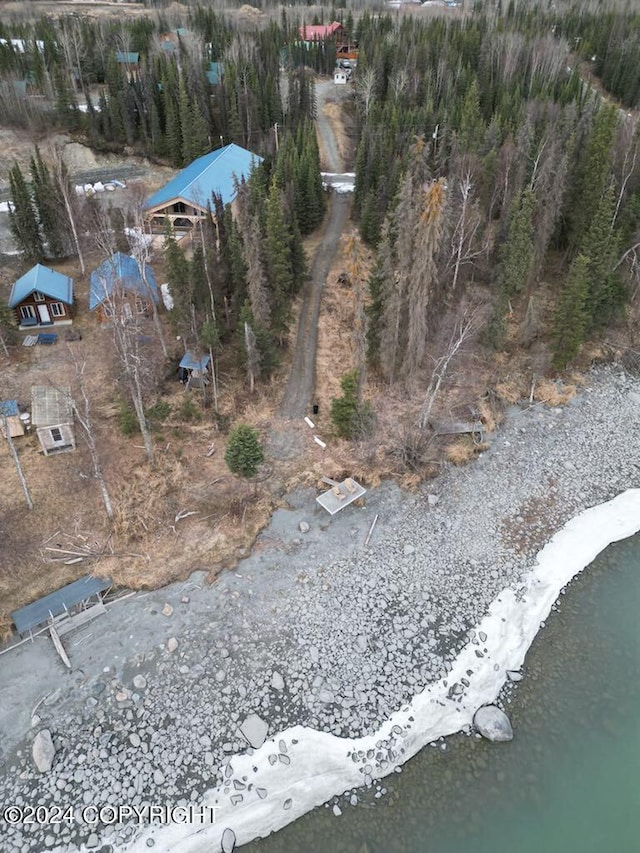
<box><xmin>444</xmin><ymin>436</ymin><xmax>486</xmax><ymax>466</ymax></box>
<box><xmin>477</xmin><ymin>399</ymin><xmax>501</xmax><ymax>433</ymax></box>
<box><xmin>533</xmin><ymin>378</ymin><xmax>576</xmax><ymax>406</ymax></box>
<box><xmin>494</xmin><ymin>379</ymin><xmax>527</xmax><ymax>406</ymax></box>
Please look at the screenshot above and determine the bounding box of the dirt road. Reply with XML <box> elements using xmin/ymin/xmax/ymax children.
<box><xmin>279</xmin><ymin>79</ymin><xmax>353</xmax><ymax>418</ymax></box>
<box><xmin>280</xmin><ymin>193</ymin><xmax>351</xmax><ymax>418</ymax></box>
<box><xmin>315</xmin><ymin>80</ymin><xmax>346</xmax><ymax>173</ymax></box>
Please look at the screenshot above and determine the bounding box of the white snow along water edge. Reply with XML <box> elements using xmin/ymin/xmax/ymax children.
<box><xmin>114</xmin><ymin>488</ymin><xmax>640</xmax><ymax>853</ymax></box>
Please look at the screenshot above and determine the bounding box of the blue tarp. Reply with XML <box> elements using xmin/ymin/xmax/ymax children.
<box><xmin>144</xmin><ymin>144</ymin><xmax>262</xmax><ymax>212</ymax></box>
<box><xmin>0</xmin><ymin>400</ymin><xmax>19</xmax><ymax>417</ymax></box>
<box><xmin>11</xmin><ymin>576</ymin><xmax>112</xmax><ymax>635</ymax></box>
<box><xmin>8</xmin><ymin>265</ymin><xmax>73</xmax><ymax>308</ymax></box>
<box><xmin>179</xmin><ymin>352</ymin><xmax>211</xmax><ymax>371</ymax></box>
<box><xmin>89</xmin><ymin>253</ymin><xmax>158</xmax><ymax>311</ymax></box>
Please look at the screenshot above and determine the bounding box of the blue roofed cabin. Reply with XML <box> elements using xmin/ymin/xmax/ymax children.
<box><xmin>143</xmin><ymin>144</ymin><xmax>262</xmax><ymax>233</ymax></box>
<box><xmin>8</xmin><ymin>264</ymin><xmax>74</xmax><ymax>329</ymax></box>
<box><xmin>115</xmin><ymin>51</ymin><xmax>140</xmax><ymax>81</ymax></box>
<box><xmin>89</xmin><ymin>253</ymin><xmax>159</xmax><ymax>323</ymax></box>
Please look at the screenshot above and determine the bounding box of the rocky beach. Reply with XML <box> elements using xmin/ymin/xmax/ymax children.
<box><xmin>1</xmin><ymin>365</ymin><xmax>640</xmax><ymax>853</ymax></box>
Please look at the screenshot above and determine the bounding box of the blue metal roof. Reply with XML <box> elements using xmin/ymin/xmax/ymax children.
<box><xmin>11</xmin><ymin>575</ymin><xmax>112</xmax><ymax>635</ymax></box>
<box><xmin>207</xmin><ymin>61</ymin><xmax>222</xmax><ymax>85</ymax></box>
<box><xmin>89</xmin><ymin>252</ymin><xmax>158</xmax><ymax>310</ymax></box>
<box><xmin>144</xmin><ymin>144</ymin><xmax>262</xmax><ymax>212</ymax></box>
<box><xmin>179</xmin><ymin>352</ymin><xmax>211</xmax><ymax>371</ymax></box>
<box><xmin>8</xmin><ymin>264</ymin><xmax>73</xmax><ymax>308</ymax></box>
<box><xmin>115</xmin><ymin>51</ymin><xmax>139</xmax><ymax>64</ymax></box>
<box><xmin>0</xmin><ymin>400</ymin><xmax>19</xmax><ymax>417</ymax></box>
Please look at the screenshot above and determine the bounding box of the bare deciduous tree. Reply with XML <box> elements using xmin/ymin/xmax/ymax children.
<box><xmin>244</xmin><ymin>321</ymin><xmax>259</xmax><ymax>393</ymax></box>
<box><xmin>2</xmin><ymin>413</ymin><xmax>33</xmax><ymax>509</ymax></box>
<box><xmin>419</xmin><ymin>311</ymin><xmax>478</xmax><ymax>430</ymax></box>
<box><xmin>356</xmin><ymin>67</ymin><xmax>377</xmax><ymax>121</ymax></box>
<box><xmin>126</xmin><ymin>200</ymin><xmax>169</xmax><ymax>359</ymax></box>
<box><xmin>446</xmin><ymin>172</ymin><xmax>485</xmax><ymax>293</ymax></box>
<box><xmin>48</xmin><ymin>144</ymin><xmax>86</xmax><ymax>274</ymax></box>
<box><xmin>65</xmin><ymin>350</ymin><xmax>114</xmax><ymax>520</ymax></box>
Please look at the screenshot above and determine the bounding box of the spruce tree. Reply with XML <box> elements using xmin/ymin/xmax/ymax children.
<box><xmin>497</xmin><ymin>189</ymin><xmax>536</xmax><ymax>297</ymax></box>
<box><xmin>264</xmin><ymin>180</ymin><xmax>293</xmax><ymax>340</ymax></box>
<box><xmin>30</xmin><ymin>147</ymin><xmax>68</xmax><ymax>258</ymax></box>
<box><xmin>567</xmin><ymin>104</ymin><xmax>618</xmax><ymax>250</ymax></box>
<box><xmin>224</xmin><ymin>424</ymin><xmax>264</xmax><ymax>481</ymax></box>
<box><xmin>8</xmin><ymin>163</ymin><xmax>43</xmax><ymax>262</ymax></box>
<box><xmin>580</xmin><ymin>184</ymin><xmax>624</xmax><ymax>330</ymax></box>
<box><xmin>552</xmin><ymin>254</ymin><xmax>590</xmax><ymax>370</ymax></box>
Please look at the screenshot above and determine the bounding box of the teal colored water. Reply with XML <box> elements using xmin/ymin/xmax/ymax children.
<box><xmin>242</xmin><ymin>533</ymin><xmax>640</xmax><ymax>853</ymax></box>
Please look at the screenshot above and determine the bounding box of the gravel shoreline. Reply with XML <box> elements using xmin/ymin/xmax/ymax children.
<box><xmin>1</xmin><ymin>365</ymin><xmax>640</xmax><ymax>853</ymax></box>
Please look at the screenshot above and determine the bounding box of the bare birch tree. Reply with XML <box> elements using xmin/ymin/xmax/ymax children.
<box><xmin>446</xmin><ymin>173</ymin><xmax>485</xmax><ymax>293</ymax></box>
<box><xmin>244</xmin><ymin>321</ymin><xmax>259</xmax><ymax>393</ymax></box>
<box><xmin>356</xmin><ymin>67</ymin><xmax>377</xmax><ymax>121</ymax></box>
<box><xmin>419</xmin><ymin>311</ymin><xmax>477</xmax><ymax>430</ymax></box>
<box><xmin>126</xmin><ymin>201</ymin><xmax>168</xmax><ymax>359</ymax></box>
<box><xmin>2</xmin><ymin>413</ymin><xmax>33</xmax><ymax>509</ymax></box>
<box><xmin>48</xmin><ymin>144</ymin><xmax>86</xmax><ymax>274</ymax></box>
<box><xmin>65</xmin><ymin>350</ymin><xmax>114</xmax><ymax>520</ymax></box>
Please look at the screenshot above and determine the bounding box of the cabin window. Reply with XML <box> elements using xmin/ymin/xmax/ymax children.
<box><xmin>33</xmin><ymin>291</ymin><xmax>45</xmax><ymax>302</ymax></box>
<box><xmin>50</xmin><ymin>427</ymin><xmax>63</xmax><ymax>443</ymax></box>
<box><xmin>173</xmin><ymin>201</ymin><xmax>186</xmax><ymax>214</ymax></box>
<box><xmin>50</xmin><ymin>302</ymin><xmax>65</xmax><ymax>317</ymax></box>
<box><xmin>20</xmin><ymin>305</ymin><xmax>36</xmax><ymax>319</ymax></box>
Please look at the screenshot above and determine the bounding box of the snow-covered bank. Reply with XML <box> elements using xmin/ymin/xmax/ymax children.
<box><xmin>128</xmin><ymin>489</ymin><xmax>640</xmax><ymax>852</ymax></box>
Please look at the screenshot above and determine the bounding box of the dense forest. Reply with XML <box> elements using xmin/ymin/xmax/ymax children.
<box><xmin>0</xmin><ymin>6</ymin><xmax>340</xmax><ymax>161</ymax></box>
<box><xmin>2</xmin><ymin>1</ymin><xmax>640</xmax><ymax>404</ymax></box>
<box><xmin>350</xmin><ymin>3</ymin><xmax>640</xmax><ymax>379</ymax></box>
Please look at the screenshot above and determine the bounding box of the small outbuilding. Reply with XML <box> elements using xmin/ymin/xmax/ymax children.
<box><xmin>8</xmin><ymin>264</ymin><xmax>74</xmax><ymax>329</ymax></box>
<box><xmin>31</xmin><ymin>385</ymin><xmax>75</xmax><ymax>456</ymax></box>
<box><xmin>0</xmin><ymin>399</ymin><xmax>25</xmax><ymax>438</ymax></box>
<box><xmin>89</xmin><ymin>252</ymin><xmax>159</xmax><ymax>321</ymax></box>
<box><xmin>178</xmin><ymin>352</ymin><xmax>211</xmax><ymax>389</ymax></box>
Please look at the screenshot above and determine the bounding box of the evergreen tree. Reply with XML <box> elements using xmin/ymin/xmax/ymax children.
<box><xmin>330</xmin><ymin>369</ymin><xmax>372</xmax><ymax>440</ymax></box>
<box><xmin>580</xmin><ymin>183</ymin><xmax>624</xmax><ymax>330</ymax></box>
<box><xmin>497</xmin><ymin>189</ymin><xmax>536</xmax><ymax>297</ymax></box>
<box><xmin>567</xmin><ymin>104</ymin><xmax>618</xmax><ymax>250</ymax></box>
<box><xmin>30</xmin><ymin>147</ymin><xmax>68</xmax><ymax>258</ymax></box>
<box><xmin>552</xmin><ymin>254</ymin><xmax>590</xmax><ymax>370</ymax></box>
<box><xmin>8</xmin><ymin>163</ymin><xmax>43</xmax><ymax>262</ymax></box>
<box><xmin>224</xmin><ymin>424</ymin><xmax>264</xmax><ymax>480</ymax></box>
<box><xmin>164</xmin><ymin>223</ymin><xmax>191</xmax><ymax>338</ymax></box>
<box><xmin>264</xmin><ymin>180</ymin><xmax>293</xmax><ymax>340</ymax></box>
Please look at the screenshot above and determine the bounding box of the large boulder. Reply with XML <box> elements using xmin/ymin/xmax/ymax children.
<box><xmin>473</xmin><ymin>705</ymin><xmax>513</xmax><ymax>742</ymax></box>
<box><xmin>239</xmin><ymin>714</ymin><xmax>269</xmax><ymax>749</ymax></box>
<box><xmin>32</xmin><ymin>729</ymin><xmax>56</xmax><ymax>772</ymax></box>
<box><xmin>221</xmin><ymin>828</ymin><xmax>236</xmax><ymax>852</ymax></box>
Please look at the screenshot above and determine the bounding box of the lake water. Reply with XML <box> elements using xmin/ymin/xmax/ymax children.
<box><xmin>241</xmin><ymin>533</ymin><xmax>640</xmax><ymax>853</ymax></box>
